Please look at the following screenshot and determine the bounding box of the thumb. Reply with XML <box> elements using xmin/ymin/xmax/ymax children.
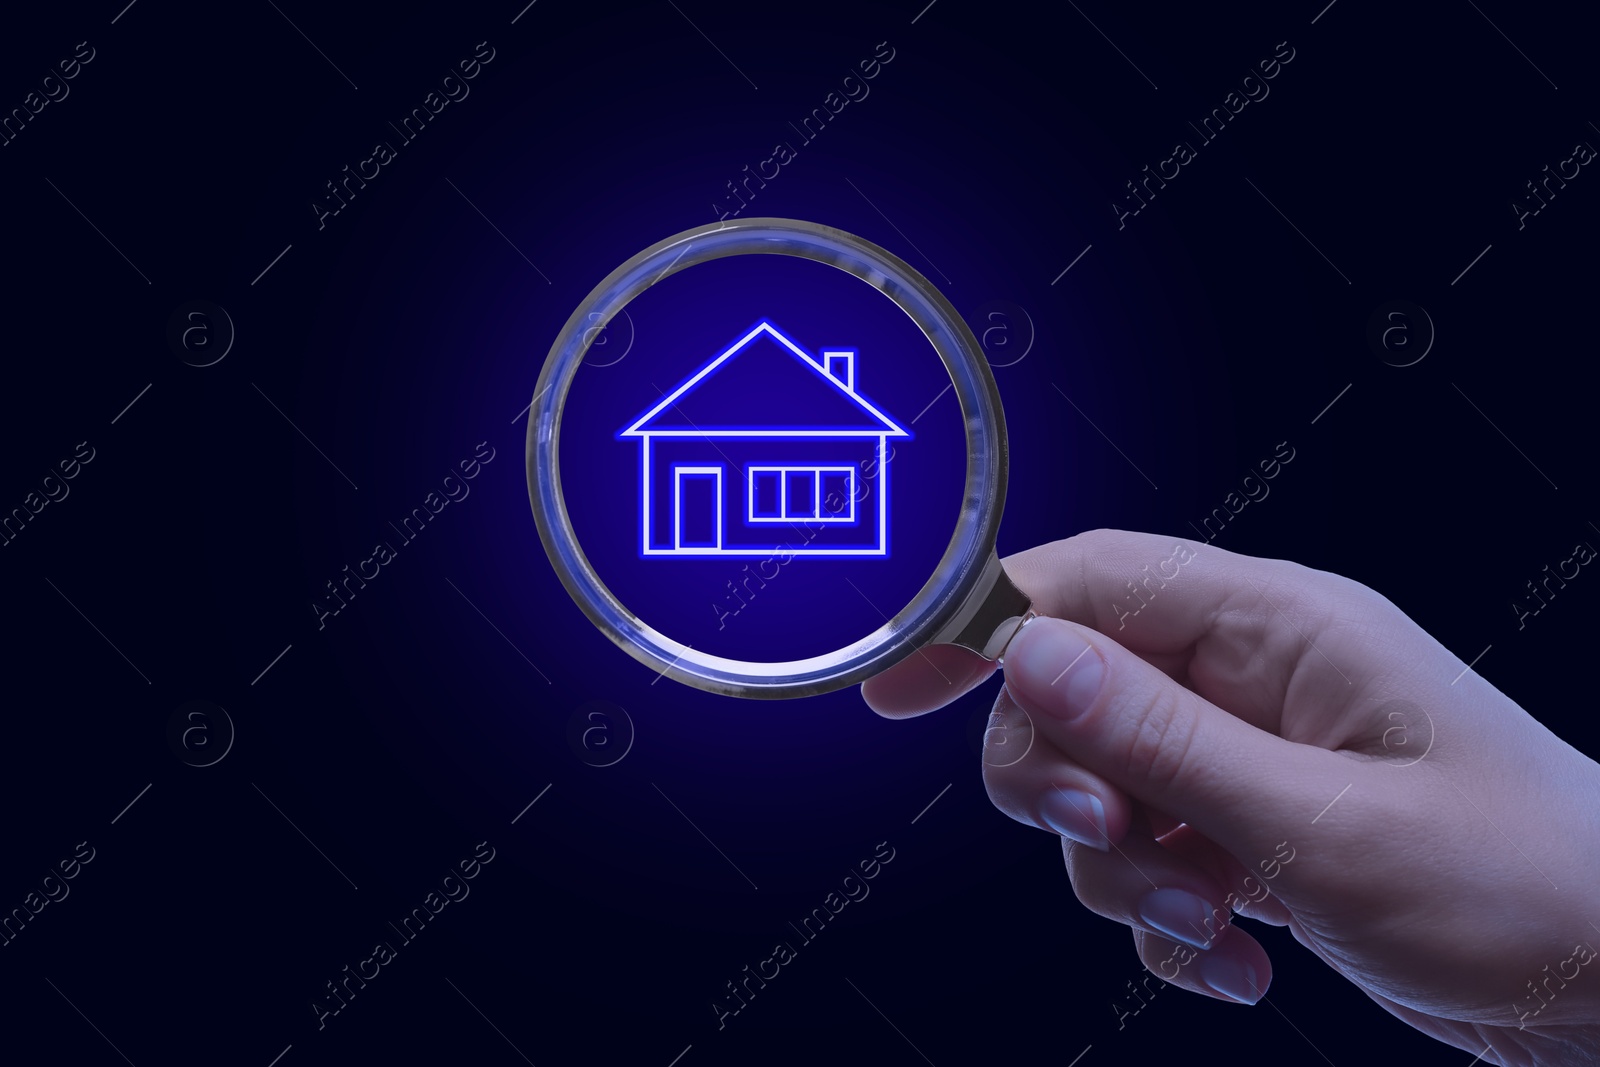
<box><xmin>1002</xmin><ymin>616</ymin><xmax>1351</xmax><ymax>862</ymax></box>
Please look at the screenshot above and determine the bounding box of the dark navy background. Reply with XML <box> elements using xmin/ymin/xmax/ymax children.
<box><xmin>1</xmin><ymin>1</ymin><xmax>1595</xmax><ymax>1065</ymax></box>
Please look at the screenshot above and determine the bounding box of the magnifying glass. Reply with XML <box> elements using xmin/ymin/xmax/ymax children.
<box><xmin>526</xmin><ymin>217</ymin><xmax>1033</xmax><ymax>699</ymax></box>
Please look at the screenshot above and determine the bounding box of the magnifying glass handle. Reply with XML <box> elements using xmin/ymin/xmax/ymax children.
<box><xmin>931</xmin><ymin>551</ymin><xmax>1035</xmax><ymax>661</ymax></box>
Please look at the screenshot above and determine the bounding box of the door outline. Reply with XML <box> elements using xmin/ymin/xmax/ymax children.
<box><xmin>672</xmin><ymin>465</ymin><xmax>723</xmax><ymax>551</ymax></box>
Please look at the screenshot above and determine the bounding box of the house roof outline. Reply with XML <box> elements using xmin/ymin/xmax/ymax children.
<box><xmin>619</xmin><ymin>321</ymin><xmax>911</xmax><ymax>438</ymax></box>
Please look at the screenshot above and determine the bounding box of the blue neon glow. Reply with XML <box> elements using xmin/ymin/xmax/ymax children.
<box><xmin>619</xmin><ymin>321</ymin><xmax>910</xmax><ymax>557</ymax></box>
<box><xmin>745</xmin><ymin>465</ymin><xmax>857</xmax><ymax>524</ymax></box>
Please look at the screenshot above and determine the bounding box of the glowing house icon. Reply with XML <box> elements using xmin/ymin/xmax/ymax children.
<box><xmin>620</xmin><ymin>321</ymin><xmax>910</xmax><ymax>556</ymax></box>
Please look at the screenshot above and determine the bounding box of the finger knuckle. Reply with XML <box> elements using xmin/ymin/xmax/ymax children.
<box><xmin>1116</xmin><ymin>686</ymin><xmax>1199</xmax><ymax>794</ymax></box>
<box><xmin>1062</xmin><ymin>849</ymin><xmax>1125</xmax><ymax>922</ymax></box>
<box><xmin>981</xmin><ymin>766</ymin><xmax>1056</xmax><ymax>835</ymax></box>
<box><xmin>979</xmin><ymin>760</ymin><xmax>1032</xmax><ymax>824</ymax></box>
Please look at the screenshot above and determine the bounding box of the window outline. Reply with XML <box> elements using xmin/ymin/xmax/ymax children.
<box><xmin>749</xmin><ymin>468</ymin><xmax>782</xmax><ymax>520</ymax></box>
<box><xmin>746</xmin><ymin>465</ymin><xmax>856</xmax><ymax>524</ymax></box>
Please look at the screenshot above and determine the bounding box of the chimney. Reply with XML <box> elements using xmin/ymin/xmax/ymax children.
<box><xmin>822</xmin><ymin>350</ymin><xmax>855</xmax><ymax>392</ymax></box>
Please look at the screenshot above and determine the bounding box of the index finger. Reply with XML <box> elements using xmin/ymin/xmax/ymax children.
<box><xmin>861</xmin><ymin>528</ymin><xmax>1341</xmax><ymax>718</ymax></box>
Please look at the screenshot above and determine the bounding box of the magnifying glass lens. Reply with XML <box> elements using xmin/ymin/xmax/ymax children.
<box><xmin>529</xmin><ymin>219</ymin><xmax>1024</xmax><ymax>699</ymax></box>
<box><xmin>560</xmin><ymin>252</ymin><xmax>965</xmax><ymax>664</ymax></box>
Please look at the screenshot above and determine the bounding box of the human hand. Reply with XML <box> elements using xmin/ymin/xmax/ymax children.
<box><xmin>862</xmin><ymin>530</ymin><xmax>1600</xmax><ymax>1066</ymax></box>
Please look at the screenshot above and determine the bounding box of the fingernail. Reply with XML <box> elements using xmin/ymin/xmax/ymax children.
<box><xmin>1007</xmin><ymin>620</ymin><xmax>1104</xmax><ymax>721</ymax></box>
<box><xmin>1137</xmin><ymin>888</ymin><xmax>1218</xmax><ymax>951</ymax></box>
<box><xmin>1038</xmin><ymin>789</ymin><xmax>1108</xmax><ymax>850</ymax></box>
<box><xmin>1199</xmin><ymin>955</ymin><xmax>1263</xmax><ymax>1004</ymax></box>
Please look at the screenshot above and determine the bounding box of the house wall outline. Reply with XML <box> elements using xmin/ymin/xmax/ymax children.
<box><xmin>619</xmin><ymin>321</ymin><xmax>910</xmax><ymax>557</ymax></box>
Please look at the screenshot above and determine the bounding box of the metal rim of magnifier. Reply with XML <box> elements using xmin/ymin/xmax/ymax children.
<box><xmin>526</xmin><ymin>217</ymin><xmax>1008</xmax><ymax>699</ymax></box>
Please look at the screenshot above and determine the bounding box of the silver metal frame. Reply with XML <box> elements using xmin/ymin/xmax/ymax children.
<box><xmin>526</xmin><ymin>217</ymin><xmax>1030</xmax><ymax>699</ymax></box>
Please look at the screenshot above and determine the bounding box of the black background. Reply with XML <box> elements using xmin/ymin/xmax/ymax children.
<box><xmin>1</xmin><ymin>1</ymin><xmax>1595</xmax><ymax>1064</ymax></box>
